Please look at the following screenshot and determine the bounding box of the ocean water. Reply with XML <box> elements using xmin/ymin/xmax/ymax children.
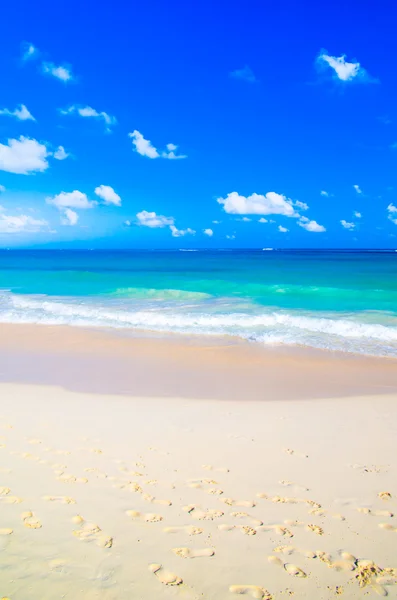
<box><xmin>0</xmin><ymin>249</ymin><xmax>397</xmax><ymax>357</ymax></box>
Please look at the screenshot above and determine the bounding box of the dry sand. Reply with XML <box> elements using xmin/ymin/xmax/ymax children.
<box><xmin>1</xmin><ymin>380</ymin><xmax>397</xmax><ymax>599</ymax></box>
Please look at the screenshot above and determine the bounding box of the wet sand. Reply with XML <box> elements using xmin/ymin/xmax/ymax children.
<box><xmin>0</xmin><ymin>324</ymin><xmax>397</xmax><ymax>599</ymax></box>
<box><xmin>1</xmin><ymin>323</ymin><xmax>397</xmax><ymax>400</ymax></box>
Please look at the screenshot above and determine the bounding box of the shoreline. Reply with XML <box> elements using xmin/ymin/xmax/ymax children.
<box><xmin>1</xmin><ymin>322</ymin><xmax>397</xmax><ymax>400</ymax></box>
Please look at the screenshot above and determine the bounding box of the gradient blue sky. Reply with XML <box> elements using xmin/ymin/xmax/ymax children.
<box><xmin>1</xmin><ymin>0</ymin><xmax>397</xmax><ymax>248</ymax></box>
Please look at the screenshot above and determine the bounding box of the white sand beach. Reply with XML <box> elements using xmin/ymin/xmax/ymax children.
<box><xmin>1</xmin><ymin>334</ymin><xmax>397</xmax><ymax>600</ymax></box>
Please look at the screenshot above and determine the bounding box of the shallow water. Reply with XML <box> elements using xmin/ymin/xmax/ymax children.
<box><xmin>1</xmin><ymin>249</ymin><xmax>397</xmax><ymax>356</ymax></box>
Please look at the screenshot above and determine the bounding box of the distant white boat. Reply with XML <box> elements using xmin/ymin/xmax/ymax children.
<box><xmin>262</xmin><ymin>248</ymin><xmax>274</xmax><ymax>251</ymax></box>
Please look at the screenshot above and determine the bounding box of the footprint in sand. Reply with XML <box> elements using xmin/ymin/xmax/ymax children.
<box><xmin>357</xmin><ymin>508</ymin><xmax>394</xmax><ymax>517</ymax></box>
<box><xmin>187</xmin><ymin>478</ymin><xmax>218</xmax><ymax>489</ymax></box>
<box><xmin>116</xmin><ymin>482</ymin><xmax>143</xmax><ymax>493</ymax></box>
<box><xmin>240</xmin><ymin>526</ymin><xmax>257</xmax><ymax>536</ymax></box>
<box><xmin>284</xmin><ymin>520</ymin><xmax>305</xmax><ymax>528</ymax></box>
<box><xmin>305</xmin><ymin>499</ymin><xmax>322</xmax><ymax>509</ymax></box>
<box><xmin>268</xmin><ymin>555</ymin><xmax>284</xmax><ymax>567</ymax></box>
<box><xmin>378</xmin><ymin>492</ymin><xmax>392</xmax><ymax>501</ymax></box>
<box><xmin>21</xmin><ymin>511</ymin><xmax>42</xmax><ymax>529</ymax></box>
<box><xmin>229</xmin><ymin>584</ymin><xmax>273</xmax><ymax>599</ymax></box>
<box><xmin>284</xmin><ymin>563</ymin><xmax>307</xmax><ymax>578</ymax></box>
<box><xmin>279</xmin><ymin>480</ymin><xmax>309</xmax><ymax>492</ymax></box>
<box><xmin>378</xmin><ymin>523</ymin><xmax>397</xmax><ymax>532</ymax></box>
<box><xmin>141</xmin><ymin>493</ymin><xmax>172</xmax><ymax>506</ymax></box>
<box><xmin>329</xmin><ymin>560</ymin><xmax>356</xmax><ymax>572</ymax></box>
<box><xmin>230</xmin><ymin>512</ymin><xmax>263</xmax><ymax>526</ymax></box>
<box><xmin>0</xmin><ymin>529</ymin><xmax>13</xmax><ymax>536</ymax></box>
<box><xmin>71</xmin><ymin>515</ymin><xmax>85</xmax><ymax>525</ymax></box>
<box><xmin>126</xmin><ymin>510</ymin><xmax>163</xmax><ymax>523</ymax></box>
<box><xmin>149</xmin><ymin>563</ymin><xmax>182</xmax><ymax>586</ymax></box>
<box><xmin>221</xmin><ymin>498</ymin><xmax>256</xmax><ymax>508</ymax></box>
<box><xmin>57</xmin><ymin>474</ymin><xmax>88</xmax><ymax>484</ymax></box>
<box><xmin>207</xmin><ymin>488</ymin><xmax>224</xmax><ymax>495</ymax></box>
<box><xmin>272</xmin><ymin>526</ymin><xmax>294</xmax><ymax>538</ymax></box>
<box><xmin>306</xmin><ymin>524</ymin><xmax>324</xmax><ymax>536</ymax></box>
<box><xmin>254</xmin><ymin>525</ymin><xmax>293</xmax><ymax>538</ymax></box>
<box><xmin>172</xmin><ymin>547</ymin><xmax>214</xmax><ymax>558</ymax></box>
<box><xmin>0</xmin><ymin>487</ymin><xmax>11</xmax><ymax>496</ymax></box>
<box><xmin>273</xmin><ymin>545</ymin><xmax>295</xmax><ymax>556</ymax></box>
<box><xmin>1</xmin><ymin>496</ymin><xmax>22</xmax><ymax>504</ymax></box>
<box><xmin>73</xmin><ymin>521</ymin><xmax>113</xmax><ymax>547</ymax></box>
<box><xmin>183</xmin><ymin>505</ymin><xmax>224</xmax><ymax>520</ymax></box>
<box><xmin>308</xmin><ymin>508</ymin><xmax>326</xmax><ymax>517</ymax></box>
<box><xmin>164</xmin><ymin>526</ymin><xmax>203</xmax><ymax>535</ymax></box>
<box><xmin>42</xmin><ymin>495</ymin><xmax>76</xmax><ymax>504</ymax></box>
<box><xmin>202</xmin><ymin>464</ymin><xmax>229</xmax><ymax>473</ymax></box>
<box><xmin>218</xmin><ymin>524</ymin><xmax>236</xmax><ymax>532</ymax></box>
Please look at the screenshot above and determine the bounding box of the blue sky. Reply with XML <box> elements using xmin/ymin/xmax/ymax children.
<box><xmin>1</xmin><ymin>0</ymin><xmax>397</xmax><ymax>248</ymax></box>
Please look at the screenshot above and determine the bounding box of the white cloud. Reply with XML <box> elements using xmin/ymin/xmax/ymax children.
<box><xmin>278</xmin><ymin>225</ymin><xmax>288</xmax><ymax>233</ymax></box>
<box><xmin>236</xmin><ymin>216</ymin><xmax>251</xmax><ymax>222</ymax></box>
<box><xmin>60</xmin><ymin>105</ymin><xmax>116</xmax><ymax>131</ymax></box>
<box><xmin>0</xmin><ymin>213</ymin><xmax>48</xmax><ymax>234</ymax></box>
<box><xmin>387</xmin><ymin>203</ymin><xmax>397</xmax><ymax>224</ymax></box>
<box><xmin>94</xmin><ymin>185</ymin><xmax>121</xmax><ymax>206</ymax></box>
<box><xmin>42</xmin><ymin>62</ymin><xmax>73</xmax><ymax>82</ymax></box>
<box><xmin>46</xmin><ymin>190</ymin><xmax>96</xmax><ymax>210</ymax></box>
<box><xmin>354</xmin><ymin>211</ymin><xmax>362</xmax><ymax>218</ymax></box>
<box><xmin>0</xmin><ymin>136</ymin><xmax>49</xmax><ymax>174</ymax></box>
<box><xmin>136</xmin><ymin>210</ymin><xmax>174</xmax><ymax>228</ymax></box>
<box><xmin>320</xmin><ymin>190</ymin><xmax>329</xmax><ymax>197</ymax></box>
<box><xmin>341</xmin><ymin>219</ymin><xmax>355</xmax><ymax>230</ymax></box>
<box><xmin>294</xmin><ymin>200</ymin><xmax>309</xmax><ymax>211</ymax></box>
<box><xmin>128</xmin><ymin>131</ymin><xmax>186</xmax><ymax>159</ymax></box>
<box><xmin>21</xmin><ymin>42</ymin><xmax>38</xmax><ymax>61</ymax></box>
<box><xmin>0</xmin><ymin>185</ymin><xmax>5</xmax><ymax>193</ymax></box>
<box><xmin>353</xmin><ymin>184</ymin><xmax>362</xmax><ymax>194</ymax></box>
<box><xmin>61</xmin><ymin>208</ymin><xmax>78</xmax><ymax>226</ymax></box>
<box><xmin>258</xmin><ymin>217</ymin><xmax>268</xmax><ymax>223</ymax></box>
<box><xmin>162</xmin><ymin>143</ymin><xmax>187</xmax><ymax>160</ymax></box>
<box><xmin>298</xmin><ymin>219</ymin><xmax>326</xmax><ymax>232</ymax></box>
<box><xmin>212</xmin><ymin>220</ymin><xmax>221</xmax><ymax>224</ymax></box>
<box><xmin>53</xmin><ymin>146</ymin><xmax>69</xmax><ymax>161</ymax></box>
<box><xmin>124</xmin><ymin>220</ymin><xmax>132</xmax><ymax>227</ymax></box>
<box><xmin>226</xmin><ymin>234</ymin><xmax>236</xmax><ymax>239</ymax></box>
<box><xmin>317</xmin><ymin>51</ymin><xmax>374</xmax><ymax>82</ymax></box>
<box><xmin>47</xmin><ymin>190</ymin><xmax>96</xmax><ymax>226</ymax></box>
<box><xmin>129</xmin><ymin>130</ymin><xmax>159</xmax><ymax>158</ymax></box>
<box><xmin>203</xmin><ymin>228</ymin><xmax>213</xmax><ymax>237</ymax></box>
<box><xmin>170</xmin><ymin>225</ymin><xmax>195</xmax><ymax>237</ymax></box>
<box><xmin>230</xmin><ymin>65</ymin><xmax>257</xmax><ymax>83</ymax></box>
<box><xmin>0</xmin><ymin>104</ymin><xmax>35</xmax><ymax>121</ymax></box>
<box><xmin>217</xmin><ymin>191</ymin><xmax>297</xmax><ymax>217</ymax></box>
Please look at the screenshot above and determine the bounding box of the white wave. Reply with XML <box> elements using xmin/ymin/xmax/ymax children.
<box><xmin>2</xmin><ymin>292</ymin><xmax>397</xmax><ymax>340</ymax></box>
<box><xmin>1</xmin><ymin>290</ymin><xmax>397</xmax><ymax>357</ymax></box>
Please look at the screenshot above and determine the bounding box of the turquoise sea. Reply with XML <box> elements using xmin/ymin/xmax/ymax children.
<box><xmin>0</xmin><ymin>249</ymin><xmax>397</xmax><ymax>357</ymax></box>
